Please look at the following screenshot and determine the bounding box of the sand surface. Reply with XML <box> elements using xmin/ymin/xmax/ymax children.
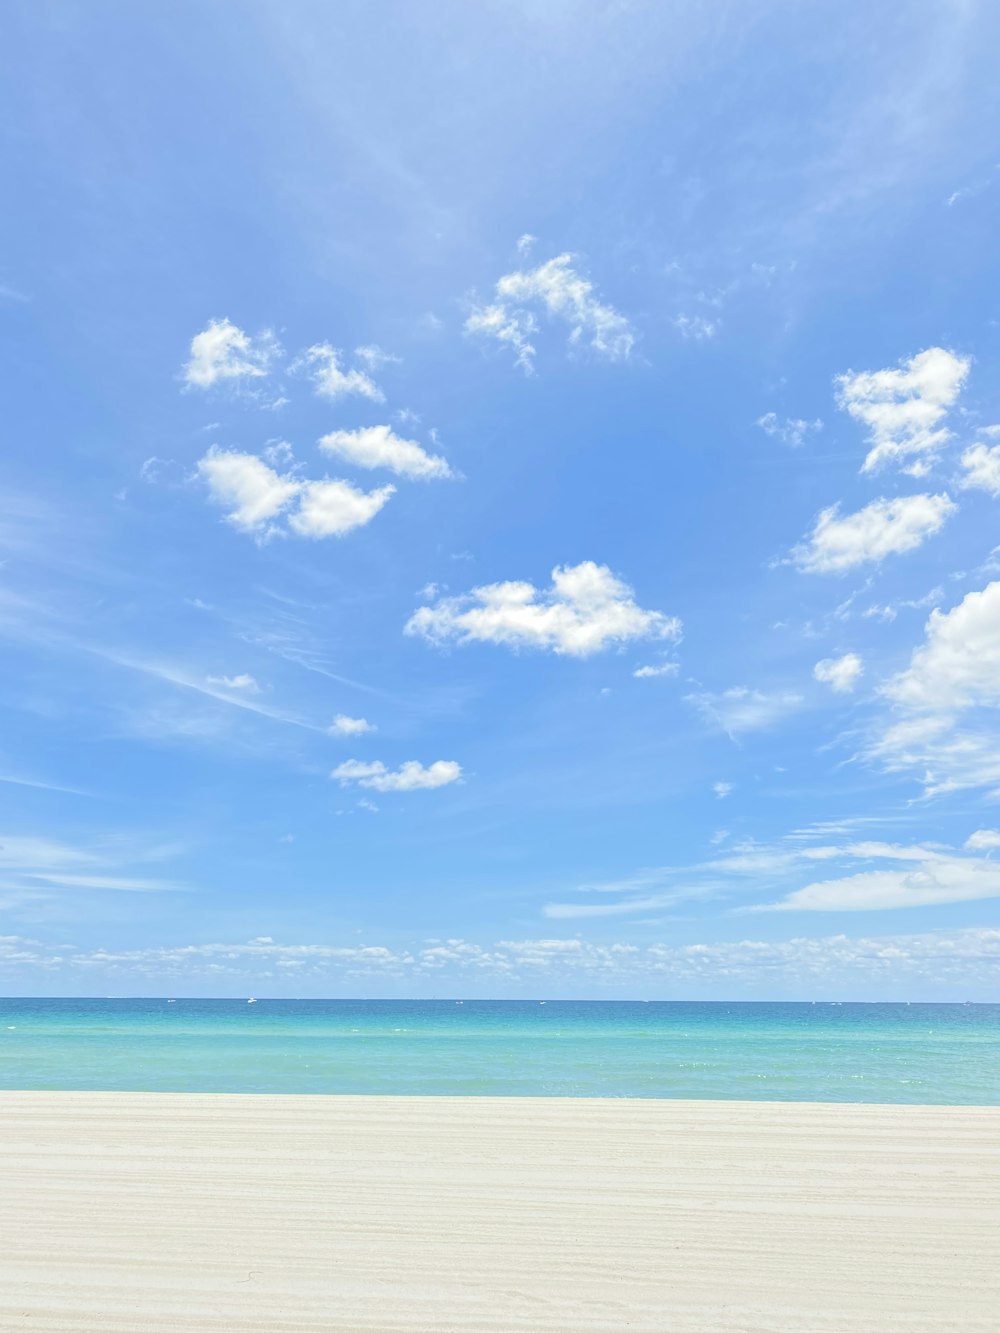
<box><xmin>2</xmin><ymin>1093</ymin><xmax>998</xmax><ymax>1332</ymax></box>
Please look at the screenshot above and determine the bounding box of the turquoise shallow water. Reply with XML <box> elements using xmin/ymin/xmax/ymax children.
<box><xmin>1</xmin><ymin>999</ymin><xmax>998</xmax><ymax>1102</ymax></box>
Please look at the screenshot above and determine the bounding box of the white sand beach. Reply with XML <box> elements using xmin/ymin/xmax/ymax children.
<box><xmin>2</xmin><ymin>1092</ymin><xmax>998</xmax><ymax>1331</ymax></box>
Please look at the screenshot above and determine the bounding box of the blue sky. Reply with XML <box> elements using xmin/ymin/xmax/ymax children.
<box><xmin>2</xmin><ymin>0</ymin><xmax>1000</xmax><ymax>998</ymax></box>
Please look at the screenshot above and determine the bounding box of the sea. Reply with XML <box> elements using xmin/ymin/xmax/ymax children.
<box><xmin>1</xmin><ymin>998</ymin><xmax>998</xmax><ymax>1102</ymax></box>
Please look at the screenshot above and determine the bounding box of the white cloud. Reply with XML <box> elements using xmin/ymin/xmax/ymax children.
<box><xmin>139</xmin><ymin>456</ymin><xmax>184</xmax><ymax>486</ymax></box>
<box><xmin>885</xmin><ymin>581</ymin><xmax>1000</xmax><ymax>712</ymax></box>
<box><xmin>834</xmin><ymin>347</ymin><xmax>970</xmax><ymax>474</ymax></box>
<box><xmin>713</xmin><ymin>781</ymin><xmax>734</xmax><ymax>799</ymax></box>
<box><xmin>288</xmin><ymin>479</ymin><xmax>395</xmax><ymax>539</ymax></box>
<box><xmin>814</xmin><ymin>653</ymin><xmax>863</xmax><ymax>694</ymax></box>
<box><xmin>6</xmin><ymin>923</ymin><xmax>1000</xmax><ymax>997</ymax></box>
<box><xmin>183</xmin><ymin>318</ymin><xmax>280</xmax><ymax>390</ymax></box>
<box><xmin>966</xmin><ymin>830</ymin><xmax>1000</xmax><ymax>851</ymax></box>
<box><xmin>196</xmin><ymin>448</ymin><xmax>301</xmax><ymax>536</ymax></box>
<box><xmin>206</xmin><ymin>673</ymin><xmax>260</xmax><ymax>693</ymax></box>
<box><xmin>760</xmin><ymin>846</ymin><xmax>1000</xmax><ymax>912</ymax></box>
<box><xmin>262</xmin><ymin>440</ymin><xmax>295</xmax><ymax>468</ymax></box>
<box><xmin>537</xmin><ymin>824</ymin><xmax>1000</xmax><ymax>924</ymax></box>
<box><xmin>331</xmin><ymin>758</ymin><xmax>461</xmax><ymax>792</ymax></box>
<box><xmin>354</xmin><ymin>344</ymin><xmax>400</xmax><ymax>370</ymax></box>
<box><xmin>868</xmin><ymin>715</ymin><xmax>1000</xmax><ymax>798</ymax></box>
<box><xmin>318</xmin><ymin>425</ymin><xmax>453</xmax><ymax>480</ymax></box>
<box><xmin>633</xmin><ymin>662</ymin><xmax>679</xmax><ymax>679</ymax></box>
<box><xmin>862</xmin><ymin>586</ymin><xmax>944</xmax><ymax>623</ymax></box>
<box><xmin>867</xmin><ymin>582</ymin><xmax>1000</xmax><ymax>795</ymax></box>
<box><xmin>406</xmin><ymin>562</ymin><xmax>680</xmax><ymax>658</ymax></box>
<box><xmin>330</xmin><ymin>714</ymin><xmax>375</xmax><ymax>737</ymax></box>
<box><xmin>466</xmin><ymin>251</ymin><xmax>634</xmax><ymax>372</ymax></box>
<box><xmin>757</xmin><ymin>412</ymin><xmax>823</xmax><ymax>447</ymax></box>
<box><xmin>687</xmin><ymin>686</ymin><xmax>803</xmax><ymax>736</ymax></box>
<box><xmin>297</xmin><ymin>343</ymin><xmax>384</xmax><ymax>401</ymax></box>
<box><xmin>791</xmin><ymin>493</ymin><xmax>956</xmax><ymax>574</ymax></box>
<box><xmin>196</xmin><ymin>448</ymin><xmax>393</xmax><ymax>541</ymax></box>
<box><xmin>959</xmin><ymin>436</ymin><xmax>1000</xmax><ymax>497</ymax></box>
<box><xmin>465</xmin><ymin>303</ymin><xmax>536</xmax><ymax>371</ymax></box>
<box><xmin>0</xmin><ymin>833</ymin><xmax>181</xmax><ymax>898</ymax></box>
<box><xmin>672</xmin><ymin>313</ymin><xmax>718</xmax><ymax>341</ymax></box>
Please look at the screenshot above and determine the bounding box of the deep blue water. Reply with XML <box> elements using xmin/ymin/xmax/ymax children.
<box><xmin>1</xmin><ymin>998</ymin><xmax>998</xmax><ymax>1102</ymax></box>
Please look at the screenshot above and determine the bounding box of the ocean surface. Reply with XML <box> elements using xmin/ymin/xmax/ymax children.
<box><xmin>1</xmin><ymin>998</ymin><xmax>998</xmax><ymax>1102</ymax></box>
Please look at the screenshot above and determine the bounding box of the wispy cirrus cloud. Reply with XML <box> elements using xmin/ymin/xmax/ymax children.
<box><xmin>0</xmin><ymin>832</ymin><xmax>184</xmax><ymax>901</ymax></box>
<box><xmin>757</xmin><ymin>843</ymin><xmax>1000</xmax><ymax>912</ymax></box>
<box><xmin>545</xmin><ymin>827</ymin><xmax>1000</xmax><ymax>922</ymax></box>
<box><xmin>686</xmin><ymin>686</ymin><xmax>803</xmax><ymax>737</ymax></box>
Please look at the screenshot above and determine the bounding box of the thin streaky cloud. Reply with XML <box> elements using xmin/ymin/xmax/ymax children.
<box><xmin>0</xmin><ymin>773</ymin><xmax>96</xmax><ymax>798</ymax></box>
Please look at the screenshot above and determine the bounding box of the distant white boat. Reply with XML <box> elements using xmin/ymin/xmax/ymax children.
<box><xmin>167</xmin><ymin>999</ymin><xmax>176</xmax><ymax>1004</ymax></box>
<box><xmin>247</xmin><ymin>997</ymin><xmax>257</xmax><ymax>1004</ymax></box>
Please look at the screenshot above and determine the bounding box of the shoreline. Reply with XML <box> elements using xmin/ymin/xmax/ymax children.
<box><xmin>3</xmin><ymin>1092</ymin><xmax>999</xmax><ymax>1330</ymax></box>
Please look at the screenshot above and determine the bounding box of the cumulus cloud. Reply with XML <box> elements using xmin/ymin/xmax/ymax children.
<box><xmin>756</xmin><ymin>412</ymin><xmax>823</xmax><ymax>447</ymax></box>
<box><xmin>6</xmin><ymin>924</ymin><xmax>1000</xmax><ymax>996</ymax></box>
<box><xmin>405</xmin><ymin>562</ymin><xmax>680</xmax><ymax>657</ymax></box>
<box><xmin>835</xmin><ymin>347</ymin><xmax>970</xmax><ymax>474</ymax></box>
<box><xmin>318</xmin><ymin>425</ymin><xmax>453</xmax><ymax>480</ymax></box>
<box><xmin>206</xmin><ymin>673</ymin><xmax>260</xmax><ymax>693</ymax></box>
<box><xmin>182</xmin><ymin>318</ymin><xmax>281</xmax><ymax>390</ymax></box>
<box><xmin>687</xmin><ymin>686</ymin><xmax>803</xmax><ymax>737</ymax></box>
<box><xmin>959</xmin><ymin>432</ymin><xmax>1000</xmax><ymax>497</ymax></box>
<box><xmin>330</xmin><ymin>714</ymin><xmax>375</xmax><ymax>737</ymax></box>
<box><xmin>196</xmin><ymin>448</ymin><xmax>393</xmax><ymax>541</ymax></box>
<box><xmin>466</xmin><ymin>251</ymin><xmax>635</xmax><ymax>372</ymax></box>
<box><xmin>867</xmin><ymin>582</ymin><xmax>1000</xmax><ymax>795</ymax></box>
<box><xmin>885</xmin><ymin>581</ymin><xmax>1000</xmax><ymax>712</ymax></box>
<box><xmin>297</xmin><ymin>343</ymin><xmax>384</xmax><ymax>402</ymax></box>
<box><xmin>633</xmin><ymin>662</ymin><xmax>679</xmax><ymax>679</ymax></box>
<box><xmin>288</xmin><ymin>479</ymin><xmax>395</xmax><ymax>539</ymax></box>
<box><xmin>966</xmin><ymin>830</ymin><xmax>1000</xmax><ymax>851</ymax></box>
<box><xmin>196</xmin><ymin>448</ymin><xmax>301</xmax><ymax>536</ymax></box>
<box><xmin>814</xmin><ymin>653</ymin><xmax>863</xmax><ymax>694</ymax></box>
<box><xmin>331</xmin><ymin>758</ymin><xmax>461</xmax><ymax>791</ymax></box>
<box><xmin>790</xmin><ymin>493</ymin><xmax>956</xmax><ymax>574</ymax></box>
